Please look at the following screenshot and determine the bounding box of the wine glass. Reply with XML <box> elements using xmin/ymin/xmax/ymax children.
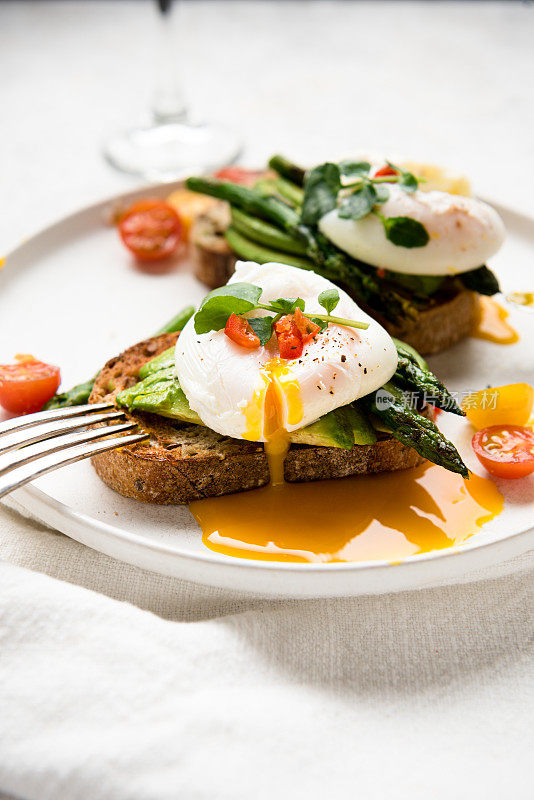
<box><xmin>103</xmin><ymin>0</ymin><xmax>242</xmax><ymax>181</ymax></box>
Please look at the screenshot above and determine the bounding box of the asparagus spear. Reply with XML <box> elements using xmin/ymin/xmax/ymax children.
<box><xmin>186</xmin><ymin>177</ymin><xmax>300</xmax><ymax>232</ymax></box>
<box><xmin>225</xmin><ymin>227</ymin><xmax>314</xmax><ymax>270</ymax></box>
<box><xmin>43</xmin><ymin>306</ymin><xmax>195</xmax><ymax>410</ymax></box>
<box><xmin>254</xmin><ymin>177</ymin><xmax>303</xmax><ymax>209</ymax></box>
<box><xmin>268</xmin><ymin>155</ymin><xmax>306</xmax><ymax>187</ymax></box>
<box><xmin>185</xmin><ymin>176</ymin><xmax>414</xmax><ymax>321</ymax></box>
<box><xmin>230</xmin><ymin>208</ymin><xmax>308</xmax><ymax>255</ymax></box>
<box><xmin>393</xmin><ymin>339</ymin><xmax>464</xmax><ymax>415</ymax></box>
<box><xmin>274</xmin><ymin>177</ymin><xmax>304</xmax><ymax>207</ymax></box>
<box><xmin>458</xmin><ymin>265</ymin><xmax>500</xmax><ymax>296</ymax></box>
<box><xmin>363</xmin><ymin>382</ymin><xmax>468</xmax><ymax>477</ymax></box>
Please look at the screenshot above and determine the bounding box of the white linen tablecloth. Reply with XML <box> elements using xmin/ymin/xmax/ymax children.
<box><xmin>1</xmin><ymin>2</ymin><xmax>534</xmax><ymax>798</ymax></box>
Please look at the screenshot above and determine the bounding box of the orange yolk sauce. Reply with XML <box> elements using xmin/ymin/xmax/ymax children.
<box><xmin>188</xmin><ymin>358</ymin><xmax>504</xmax><ymax>564</ymax></box>
<box><xmin>507</xmin><ymin>292</ymin><xmax>534</xmax><ymax>309</ymax></box>
<box><xmin>471</xmin><ymin>296</ymin><xmax>519</xmax><ymax>345</ymax></box>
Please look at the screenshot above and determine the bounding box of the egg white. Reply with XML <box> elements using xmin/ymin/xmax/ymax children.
<box><xmin>319</xmin><ymin>184</ymin><xmax>505</xmax><ymax>276</ymax></box>
<box><xmin>175</xmin><ymin>261</ymin><xmax>398</xmax><ymax>441</ymax></box>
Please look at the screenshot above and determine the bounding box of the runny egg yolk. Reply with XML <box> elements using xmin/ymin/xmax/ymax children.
<box><xmin>471</xmin><ymin>296</ymin><xmax>519</xmax><ymax>345</ymax></box>
<box><xmin>243</xmin><ymin>358</ymin><xmax>303</xmax><ymax>485</ymax></box>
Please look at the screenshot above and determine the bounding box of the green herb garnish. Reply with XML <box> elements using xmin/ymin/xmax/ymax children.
<box><xmin>300</xmin><ymin>159</ymin><xmax>429</xmax><ymax>248</ymax></box>
<box><xmin>193</xmin><ymin>283</ymin><xmax>369</xmax><ymax>337</ymax></box>
<box><xmin>300</xmin><ymin>163</ymin><xmax>342</xmax><ymax>226</ymax></box>
<box><xmin>376</xmin><ymin>214</ymin><xmax>430</xmax><ymax>248</ymax></box>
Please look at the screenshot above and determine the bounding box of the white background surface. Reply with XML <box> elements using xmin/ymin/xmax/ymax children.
<box><xmin>1</xmin><ymin>2</ymin><xmax>534</xmax><ymax>799</ymax></box>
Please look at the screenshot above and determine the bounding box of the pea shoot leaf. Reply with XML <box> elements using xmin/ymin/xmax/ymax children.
<box><xmin>338</xmin><ymin>160</ymin><xmax>371</xmax><ymax>179</ymax></box>
<box><xmin>399</xmin><ymin>172</ymin><xmax>419</xmax><ymax>193</ymax></box>
<box><xmin>301</xmin><ymin>163</ymin><xmax>341</xmax><ymax>225</ymax></box>
<box><xmin>387</xmin><ymin>161</ymin><xmax>419</xmax><ymax>193</ymax></box>
<box><xmin>269</xmin><ymin>297</ymin><xmax>305</xmax><ymax>315</ymax></box>
<box><xmin>374</xmin><ymin>183</ymin><xmax>390</xmax><ymax>203</ymax></box>
<box><xmin>382</xmin><ymin>216</ymin><xmax>430</xmax><ymax>248</ymax></box>
<box><xmin>194</xmin><ymin>283</ymin><xmax>263</xmax><ymax>334</ymax></box>
<box><xmin>338</xmin><ymin>183</ymin><xmax>377</xmax><ymax>220</ymax></box>
<box><xmin>248</xmin><ymin>316</ymin><xmax>273</xmax><ymax>345</ymax></box>
<box><xmin>318</xmin><ymin>288</ymin><xmax>340</xmax><ymax>314</ymax></box>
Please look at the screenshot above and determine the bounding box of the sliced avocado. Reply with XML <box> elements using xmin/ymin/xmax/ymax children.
<box><xmin>138</xmin><ymin>347</ymin><xmax>176</xmax><ymax>379</ymax></box>
<box><xmin>116</xmin><ymin>367</ymin><xmax>202</xmax><ymax>425</ymax></box>
<box><xmin>345</xmin><ymin>402</ymin><xmax>377</xmax><ymax>445</ymax></box>
<box><xmin>368</xmin><ymin>412</ymin><xmax>392</xmax><ymax>435</ymax></box>
<box><xmin>290</xmin><ymin>407</ymin><xmax>354</xmax><ymax>449</ymax></box>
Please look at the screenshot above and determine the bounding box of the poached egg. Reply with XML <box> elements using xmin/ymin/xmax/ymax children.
<box><xmin>319</xmin><ymin>183</ymin><xmax>505</xmax><ymax>276</ymax></box>
<box><xmin>175</xmin><ymin>261</ymin><xmax>397</xmax><ymax>444</ymax></box>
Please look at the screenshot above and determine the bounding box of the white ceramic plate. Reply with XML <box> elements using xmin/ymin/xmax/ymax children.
<box><xmin>1</xmin><ymin>185</ymin><xmax>533</xmax><ymax>597</ymax></box>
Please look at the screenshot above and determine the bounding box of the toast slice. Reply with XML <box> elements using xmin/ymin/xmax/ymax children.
<box><xmin>190</xmin><ymin>204</ymin><xmax>479</xmax><ymax>355</ymax></box>
<box><xmin>89</xmin><ymin>333</ymin><xmax>425</xmax><ymax>504</ymax></box>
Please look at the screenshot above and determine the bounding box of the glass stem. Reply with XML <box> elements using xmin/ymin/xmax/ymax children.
<box><xmin>151</xmin><ymin>0</ymin><xmax>188</xmax><ymax>124</ymax></box>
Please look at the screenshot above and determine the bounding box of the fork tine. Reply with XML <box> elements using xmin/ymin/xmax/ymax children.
<box><xmin>0</xmin><ymin>410</ymin><xmax>126</xmax><ymax>456</ymax></box>
<box><xmin>0</xmin><ymin>402</ymin><xmax>114</xmax><ymax>438</ymax></box>
<box><xmin>0</xmin><ymin>431</ymin><xmax>149</xmax><ymax>499</ymax></box>
<box><xmin>0</xmin><ymin>422</ymin><xmax>139</xmax><ymax>476</ymax></box>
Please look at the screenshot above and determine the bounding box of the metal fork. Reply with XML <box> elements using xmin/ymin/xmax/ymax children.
<box><xmin>0</xmin><ymin>403</ymin><xmax>149</xmax><ymax>499</ymax></box>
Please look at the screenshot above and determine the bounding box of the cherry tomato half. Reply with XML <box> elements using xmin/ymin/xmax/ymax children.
<box><xmin>214</xmin><ymin>167</ymin><xmax>264</xmax><ymax>186</ymax></box>
<box><xmin>275</xmin><ymin>315</ymin><xmax>304</xmax><ymax>360</ymax></box>
<box><xmin>472</xmin><ymin>425</ymin><xmax>534</xmax><ymax>479</ymax></box>
<box><xmin>118</xmin><ymin>198</ymin><xmax>183</xmax><ymax>261</ymax></box>
<box><xmin>224</xmin><ymin>314</ymin><xmax>260</xmax><ymax>349</ymax></box>
<box><xmin>292</xmin><ymin>307</ymin><xmax>321</xmax><ymax>346</ymax></box>
<box><xmin>0</xmin><ymin>355</ymin><xmax>61</xmax><ymax>414</ymax></box>
<box><xmin>374</xmin><ymin>165</ymin><xmax>398</xmax><ymax>178</ymax></box>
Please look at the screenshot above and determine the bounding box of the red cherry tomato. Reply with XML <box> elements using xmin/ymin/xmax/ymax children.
<box><xmin>275</xmin><ymin>315</ymin><xmax>304</xmax><ymax>360</ymax></box>
<box><xmin>472</xmin><ymin>425</ymin><xmax>534</xmax><ymax>479</ymax></box>
<box><xmin>214</xmin><ymin>167</ymin><xmax>265</xmax><ymax>186</ymax></box>
<box><xmin>374</xmin><ymin>165</ymin><xmax>398</xmax><ymax>178</ymax></box>
<box><xmin>0</xmin><ymin>355</ymin><xmax>61</xmax><ymax>414</ymax></box>
<box><xmin>292</xmin><ymin>308</ymin><xmax>321</xmax><ymax>346</ymax></box>
<box><xmin>224</xmin><ymin>314</ymin><xmax>261</xmax><ymax>349</ymax></box>
<box><xmin>118</xmin><ymin>198</ymin><xmax>183</xmax><ymax>262</ymax></box>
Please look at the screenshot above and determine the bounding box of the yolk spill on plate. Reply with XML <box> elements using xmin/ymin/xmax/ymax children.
<box><xmin>189</xmin><ymin>357</ymin><xmax>503</xmax><ymax>563</ymax></box>
<box><xmin>471</xmin><ymin>296</ymin><xmax>519</xmax><ymax>345</ymax></box>
<box><xmin>507</xmin><ymin>291</ymin><xmax>534</xmax><ymax>309</ymax></box>
<box><xmin>190</xmin><ymin>464</ymin><xmax>503</xmax><ymax>563</ymax></box>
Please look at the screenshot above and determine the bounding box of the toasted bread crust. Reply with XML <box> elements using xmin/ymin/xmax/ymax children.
<box><xmin>89</xmin><ymin>334</ymin><xmax>425</xmax><ymax>504</ymax></box>
<box><xmin>370</xmin><ymin>288</ymin><xmax>479</xmax><ymax>355</ymax></box>
<box><xmin>190</xmin><ymin>205</ymin><xmax>479</xmax><ymax>355</ymax></box>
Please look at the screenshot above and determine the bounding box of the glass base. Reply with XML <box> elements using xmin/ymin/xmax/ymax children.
<box><xmin>103</xmin><ymin>122</ymin><xmax>242</xmax><ymax>182</ymax></box>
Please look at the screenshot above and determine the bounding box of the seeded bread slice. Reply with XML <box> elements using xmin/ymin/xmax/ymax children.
<box><xmin>89</xmin><ymin>333</ymin><xmax>426</xmax><ymax>504</ymax></box>
<box><xmin>190</xmin><ymin>204</ymin><xmax>479</xmax><ymax>355</ymax></box>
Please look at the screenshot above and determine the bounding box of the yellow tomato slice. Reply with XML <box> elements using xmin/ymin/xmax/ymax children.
<box><xmin>166</xmin><ymin>189</ymin><xmax>217</xmax><ymax>240</ymax></box>
<box><xmin>462</xmin><ymin>383</ymin><xmax>534</xmax><ymax>429</ymax></box>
